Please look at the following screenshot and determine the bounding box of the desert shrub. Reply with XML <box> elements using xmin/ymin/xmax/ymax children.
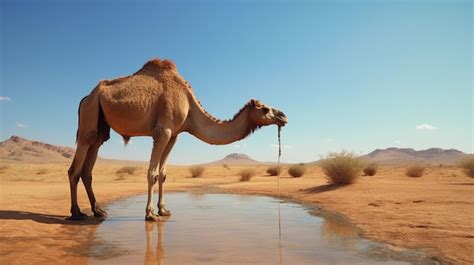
<box><xmin>320</xmin><ymin>151</ymin><xmax>363</xmax><ymax>185</ymax></box>
<box><xmin>62</xmin><ymin>152</ymin><xmax>73</xmax><ymax>158</ymax></box>
<box><xmin>36</xmin><ymin>168</ymin><xmax>48</xmax><ymax>175</ymax></box>
<box><xmin>223</xmin><ymin>163</ymin><xmax>230</xmax><ymax>170</ymax></box>
<box><xmin>363</xmin><ymin>163</ymin><xmax>378</xmax><ymax>176</ymax></box>
<box><xmin>458</xmin><ymin>157</ymin><xmax>474</xmax><ymax>178</ymax></box>
<box><xmin>116</xmin><ymin>166</ymin><xmax>139</xmax><ymax>176</ymax></box>
<box><xmin>288</xmin><ymin>164</ymin><xmax>306</xmax><ymax>178</ymax></box>
<box><xmin>266</xmin><ymin>166</ymin><xmax>281</xmax><ymax>176</ymax></box>
<box><xmin>405</xmin><ymin>165</ymin><xmax>425</xmax><ymax>178</ymax></box>
<box><xmin>239</xmin><ymin>168</ymin><xmax>256</xmax><ymax>182</ymax></box>
<box><xmin>189</xmin><ymin>166</ymin><xmax>205</xmax><ymax>178</ymax></box>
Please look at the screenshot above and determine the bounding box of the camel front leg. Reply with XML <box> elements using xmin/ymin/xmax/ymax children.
<box><xmin>145</xmin><ymin>129</ymin><xmax>172</xmax><ymax>221</ymax></box>
<box><xmin>157</xmin><ymin>136</ymin><xmax>177</xmax><ymax>216</ymax></box>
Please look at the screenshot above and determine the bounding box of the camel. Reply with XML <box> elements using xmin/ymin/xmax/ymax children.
<box><xmin>68</xmin><ymin>58</ymin><xmax>288</xmax><ymax>221</ymax></box>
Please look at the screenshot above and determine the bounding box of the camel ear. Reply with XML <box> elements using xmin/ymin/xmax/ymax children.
<box><xmin>249</xmin><ymin>99</ymin><xmax>260</xmax><ymax>108</ymax></box>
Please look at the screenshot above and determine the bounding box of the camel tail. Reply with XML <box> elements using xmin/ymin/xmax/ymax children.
<box><xmin>97</xmin><ymin>99</ymin><xmax>110</xmax><ymax>143</ymax></box>
<box><xmin>75</xmin><ymin>96</ymin><xmax>89</xmax><ymax>144</ymax></box>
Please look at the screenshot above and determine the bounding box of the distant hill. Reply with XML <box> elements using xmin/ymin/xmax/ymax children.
<box><xmin>360</xmin><ymin>147</ymin><xmax>469</xmax><ymax>165</ymax></box>
<box><xmin>0</xmin><ymin>136</ymin><xmax>76</xmax><ymax>162</ymax></box>
<box><xmin>2</xmin><ymin>135</ymin><xmax>469</xmax><ymax>166</ymax></box>
<box><xmin>206</xmin><ymin>153</ymin><xmax>261</xmax><ymax>165</ymax></box>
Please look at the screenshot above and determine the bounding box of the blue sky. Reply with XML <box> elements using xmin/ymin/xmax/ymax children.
<box><xmin>1</xmin><ymin>0</ymin><xmax>472</xmax><ymax>164</ymax></box>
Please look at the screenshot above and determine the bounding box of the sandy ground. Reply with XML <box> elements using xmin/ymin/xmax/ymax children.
<box><xmin>0</xmin><ymin>161</ymin><xmax>473</xmax><ymax>264</ymax></box>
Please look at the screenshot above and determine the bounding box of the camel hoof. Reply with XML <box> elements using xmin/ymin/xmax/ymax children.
<box><xmin>94</xmin><ymin>208</ymin><xmax>108</xmax><ymax>220</ymax></box>
<box><xmin>158</xmin><ymin>208</ymin><xmax>171</xmax><ymax>216</ymax></box>
<box><xmin>145</xmin><ymin>213</ymin><xmax>160</xmax><ymax>222</ymax></box>
<box><xmin>67</xmin><ymin>212</ymin><xmax>88</xmax><ymax>221</ymax></box>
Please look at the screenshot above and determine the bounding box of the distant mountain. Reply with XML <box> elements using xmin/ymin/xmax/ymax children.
<box><xmin>206</xmin><ymin>153</ymin><xmax>261</xmax><ymax>165</ymax></box>
<box><xmin>2</xmin><ymin>135</ymin><xmax>468</xmax><ymax>166</ymax></box>
<box><xmin>360</xmin><ymin>147</ymin><xmax>469</xmax><ymax>165</ymax></box>
<box><xmin>0</xmin><ymin>135</ymin><xmax>76</xmax><ymax>162</ymax></box>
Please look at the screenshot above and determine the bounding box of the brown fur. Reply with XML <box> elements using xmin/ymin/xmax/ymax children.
<box><xmin>135</xmin><ymin>58</ymin><xmax>176</xmax><ymax>75</ymax></box>
<box><xmin>186</xmin><ymin>82</ymin><xmax>257</xmax><ymax>124</ymax></box>
<box><xmin>67</xmin><ymin>58</ymin><xmax>286</xmax><ymax>220</ymax></box>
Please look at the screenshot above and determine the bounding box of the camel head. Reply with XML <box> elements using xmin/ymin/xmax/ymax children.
<box><xmin>248</xmin><ymin>99</ymin><xmax>288</xmax><ymax>127</ymax></box>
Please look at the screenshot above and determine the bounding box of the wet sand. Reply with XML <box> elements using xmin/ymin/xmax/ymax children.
<box><xmin>0</xmin><ymin>162</ymin><xmax>473</xmax><ymax>264</ymax></box>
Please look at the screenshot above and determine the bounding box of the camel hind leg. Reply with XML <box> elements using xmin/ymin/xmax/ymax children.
<box><xmin>67</xmin><ymin>89</ymin><xmax>102</xmax><ymax>220</ymax></box>
<box><xmin>81</xmin><ymin>140</ymin><xmax>107</xmax><ymax>219</ymax></box>
<box><xmin>81</xmin><ymin>110</ymin><xmax>110</xmax><ymax>220</ymax></box>
<box><xmin>67</xmin><ymin>143</ymin><xmax>90</xmax><ymax>220</ymax></box>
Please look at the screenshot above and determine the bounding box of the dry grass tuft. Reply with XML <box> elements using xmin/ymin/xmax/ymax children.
<box><xmin>363</xmin><ymin>163</ymin><xmax>378</xmax><ymax>176</ymax></box>
<box><xmin>288</xmin><ymin>164</ymin><xmax>306</xmax><ymax>178</ymax></box>
<box><xmin>320</xmin><ymin>151</ymin><xmax>363</xmax><ymax>185</ymax></box>
<box><xmin>116</xmin><ymin>166</ymin><xmax>140</xmax><ymax>176</ymax></box>
<box><xmin>223</xmin><ymin>163</ymin><xmax>230</xmax><ymax>170</ymax></box>
<box><xmin>405</xmin><ymin>164</ymin><xmax>426</xmax><ymax>178</ymax></box>
<box><xmin>189</xmin><ymin>166</ymin><xmax>205</xmax><ymax>178</ymax></box>
<box><xmin>458</xmin><ymin>156</ymin><xmax>474</xmax><ymax>178</ymax></box>
<box><xmin>36</xmin><ymin>169</ymin><xmax>48</xmax><ymax>175</ymax></box>
<box><xmin>239</xmin><ymin>168</ymin><xmax>256</xmax><ymax>182</ymax></box>
<box><xmin>266</xmin><ymin>166</ymin><xmax>281</xmax><ymax>176</ymax></box>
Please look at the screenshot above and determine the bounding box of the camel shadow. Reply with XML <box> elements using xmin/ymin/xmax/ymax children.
<box><xmin>0</xmin><ymin>210</ymin><xmax>102</xmax><ymax>225</ymax></box>
<box><xmin>301</xmin><ymin>184</ymin><xmax>339</xmax><ymax>194</ymax></box>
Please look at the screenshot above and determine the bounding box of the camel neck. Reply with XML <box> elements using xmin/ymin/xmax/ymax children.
<box><xmin>184</xmin><ymin>94</ymin><xmax>256</xmax><ymax>145</ymax></box>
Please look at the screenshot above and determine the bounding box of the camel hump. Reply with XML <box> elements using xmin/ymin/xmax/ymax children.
<box><xmin>135</xmin><ymin>58</ymin><xmax>176</xmax><ymax>75</ymax></box>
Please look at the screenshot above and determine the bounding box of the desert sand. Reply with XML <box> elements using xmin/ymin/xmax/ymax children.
<box><xmin>0</xmin><ymin>161</ymin><xmax>473</xmax><ymax>264</ymax></box>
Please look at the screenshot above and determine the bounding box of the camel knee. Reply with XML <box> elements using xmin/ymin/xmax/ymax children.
<box><xmin>77</xmin><ymin>130</ymin><xmax>98</xmax><ymax>146</ymax></box>
<box><xmin>152</xmin><ymin>127</ymin><xmax>172</xmax><ymax>143</ymax></box>
<box><xmin>148</xmin><ymin>172</ymin><xmax>158</xmax><ymax>185</ymax></box>
<box><xmin>67</xmin><ymin>165</ymin><xmax>75</xmax><ymax>179</ymax></box>
<box><xmin>159</xmin><ymin>173</ymin><xmax>167</xmax><ymax>183</ymax></box>
<box><xmin>68</xmin><ymin>167</ymin><xmax>81</xmax><ymax>184</ymax></box>
<box><xmin>153</xmin><ymin>170</ymin><xmax>166</xmax><ymax>184</ymax></box>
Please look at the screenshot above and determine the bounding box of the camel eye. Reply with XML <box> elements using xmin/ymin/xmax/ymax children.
<box><xmin>262</xmin><ymin>107</ymin><xmax>270</xmax><ymax>114</ymax></box>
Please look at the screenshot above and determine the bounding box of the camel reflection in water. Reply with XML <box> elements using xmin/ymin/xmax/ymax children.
<box><xmin>89</xmin><ymin>193</ymin><xmax>436</xmax><ymax>265</ymax></box>
<box><xmin>144</xmin><ymin>217</ymin><xmax>169</xmax><ymax>265</ymax></box>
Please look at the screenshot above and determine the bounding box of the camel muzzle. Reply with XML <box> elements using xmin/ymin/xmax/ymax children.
<box><xmin>274</xmin><ymin>110</ymin><xmax>288</xmax><ymax>126</ymax></box>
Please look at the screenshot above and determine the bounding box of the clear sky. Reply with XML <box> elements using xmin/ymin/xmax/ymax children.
<box><xmin>1</xmin><ymin>0</ymin><xmax>472</xmax><ymax>164</ymax></box>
